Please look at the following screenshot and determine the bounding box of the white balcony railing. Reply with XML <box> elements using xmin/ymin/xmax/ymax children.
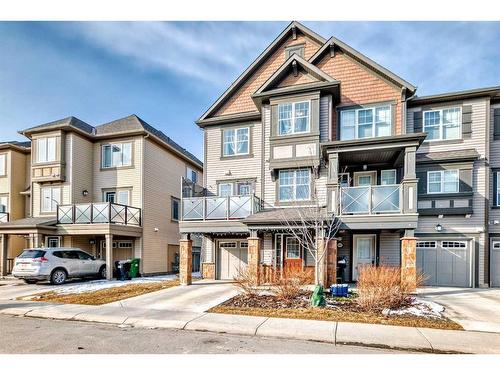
<box><xmin>182</xmin><ymin>194</ymin><xmax>261</xmax><ymax>221</ymax></box>
<box><xmin>340</xmin><ymin>184</ymin><xmax>401</xmax><ymax>215</ymax></box>
<box><xmin>57</xmin><ymin>203</ymin><xmax>141</xmax><ymax>226</ymax></box>
<box><xmin>0</xmin><ymin>212</ymin><xmax>8</xmax><ymax>223</ymax></box>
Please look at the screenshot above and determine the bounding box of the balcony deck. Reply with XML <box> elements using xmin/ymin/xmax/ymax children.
<box><xmin>340</xmin><ymin>184</ymin><xmax>401</xmax><ymax>215</ymax></box>
<box><xmin>57</xmin><ymin>202</ymin><xmax>141</xmax><ymax>226</ymax></box>
<box><xmin>0</xmin><ymin>213</ymin><xmax>8</xmax><ymax>223</ymax></box>
<box><xmin>181</xmin><ymin>194</ymin><xmax>261</xmax><ymax>221</ymax></box>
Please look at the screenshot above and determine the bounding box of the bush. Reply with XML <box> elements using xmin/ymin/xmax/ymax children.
<box><xmin>273</xmin><ymin>267</ymin><xmax>313</xmax><ymax>301</ymax></box>
<box><xmin>234</xmin><ymin>266</ymin><xmax>261</xmax><ymax>297</ymax></box>
<box><xmin>356</xmin><ymin>265</ymin><xmax>425</xmax><ymax>311</ymax></box>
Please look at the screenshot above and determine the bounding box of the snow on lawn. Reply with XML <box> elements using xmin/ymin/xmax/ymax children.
<box><xmin>53</xmin><ymin>272</ymin><xmax>200</xmax><ymax>295</ymax></box>
<box><xmin>384</xmin><ymin>298</ymin><xmax>445</xmax><ymax>318</ymax></box>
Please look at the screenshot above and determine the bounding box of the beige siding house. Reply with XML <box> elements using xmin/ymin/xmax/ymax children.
<box><xmin>0</xmin><ymin>115</ymin><xmax>202</xmax><ymax>279</ymax></box>
<box><xmin>179</xmin><ymin>21</ymin><xmax>500</xmax><ymax>288</ymax></box>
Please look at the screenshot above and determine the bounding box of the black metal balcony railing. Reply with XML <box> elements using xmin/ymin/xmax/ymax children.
<box><xmin>340</xmin><ymin>184</ymin><xmax>401</xmax><ymax>215</ymax></box>
<box><xmin>57</xmin><ymin>203</ymin><xmax>141</xmax><ymax>226</ymax></box>
<box><xmin>182</xmin><ymin>194</ymin><xmax>262</xmax><ymax>221</ymax></box>
<box><xmin>0</xmin><ymin>212</ymin><xmax>8</xmax><ymax>223</ymax></box>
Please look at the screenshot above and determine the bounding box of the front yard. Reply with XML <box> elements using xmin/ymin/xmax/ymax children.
<box><xmin>209</xmin><ymin>290</ymin><xmax>462</xmax><ymax>330</ymax></box>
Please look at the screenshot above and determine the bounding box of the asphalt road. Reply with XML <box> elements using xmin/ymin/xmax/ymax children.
<box><xmin>0</xmin><ymin>315</ymin><xmax>406</xmax><ymax>354</ymax></box>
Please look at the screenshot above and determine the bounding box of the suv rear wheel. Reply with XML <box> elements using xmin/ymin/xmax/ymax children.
<box><xmin>98</xmin><ymin>265</ymin><xmax>106</xmax><ymax>280</ymax></box>
<box><xmin>50</xmin><ymin>269</ymin><xmax>67</xmax><ymax>285</ymax></box>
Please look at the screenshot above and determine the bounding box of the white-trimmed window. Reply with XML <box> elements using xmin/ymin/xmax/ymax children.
<box><xmin>101</xmin><ymin>142</ymin><xmax>132</xmax><ymax>168</ymax></box>
<box><xmin>223</xmin><ymin>127</ymin><xmax>249</xmax><ymax>156</ymax></box>
<box><xmin>36</xmin><ymin>137</ymin><xmax>57</xmax><ymax>163</ymax></box>
<box><xmin>381</xmin><ymin>169</ymin><xmax>397</xmax><ymax>185</ymax></box>
<box><xmin>237</xmin><ymin>182</ymin><xmax>252</xmax><ymax>196</ymax></box>
<box><xmin>423</xmin><ymin>107</ymin><xmax>461</xmax><ymax>141</ymax></box>
<box><xmin>427</xmin><ymin>170</ymin><xmax>459</xmax><ymax>194</ymax></box>
<box><xmin>278</xmin><ymin>169</ymin><xmax>310</xmax><ymax>202</ymax></box>
<box><xmin>492</xmin><ymin>241</ymin><xmax>500</xmax><ymax>250</ymax></box>
<box><xmin>496</xmin><ymin>171</ymin><xmax>500</xmax><ymax>207</ymax></box>
<box><xmin>218</xmin><ymin>183</ymin><xmax>233</xmax><ymax>197</ymax></box>
<box><xmin>103</xmin><ymin>189</ymin><xmax>130</xmax><ymax>206</ymax></box>
<box><xmin>0</xmin><ymin>154</ymin><xmax>6</xmax><ymax>176</ymax></box>
<box><xmin>171</xmin><ymin>197</ymin><xmax>180</xmax><ymax>221</ymax></box>
<box><xmin>340</xmin><ymin>105</ymin><xmax>391</xmax><ymax>140</ymax></box>
<box><xmin>41</xmin><ymin>186</ymin><xmax>61</xmax><ymax>213</ymax></box>
<box><xmin>416</xmin><ymin>241</ymin><xmax>437</xmax><ymax>248</ymax></box>
<box><xmin>286</xmin><ymin>237</ymin><xmax>300</xmax><ymax>259</ymax></box>
<box><xmin>278</xmin><ymin>101</ymin><xmax>310</xmax><ymax>135</ymax></box>
<box><xmin>186</xmin><ymin>167</ymin><xmax>198</xmax><ymax>183</ymax></box>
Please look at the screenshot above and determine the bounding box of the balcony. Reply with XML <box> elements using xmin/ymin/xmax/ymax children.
<box><xmin>0</xmin><ymin>212</ymin><xmax>8</xmax><ymax>223</ymax></box>
<box><xmin>340</xmin><ymin>184</ymin><xmax>401</xmax><ymax>215</ymax></box>
<box><xmin>182</xmin><ymin>195</ymin><xmax>262</xmax><ymax>221</ymax></box>
<box><xmin>57</xmin><ymin>203</ymin><xmax>141</xmax><ymax>226</ymax></box>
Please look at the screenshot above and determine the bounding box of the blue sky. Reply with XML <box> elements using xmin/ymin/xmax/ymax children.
<box><xmin>1</xmin><ymin>21</ymin><xmax>499</xmax><ymax>160</ymax></box>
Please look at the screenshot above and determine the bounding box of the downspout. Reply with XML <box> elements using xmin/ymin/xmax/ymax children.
<box><xmin>401</xmin><ymin>87</ymin><xmax>418</xmax><ymax>135</ymax></box>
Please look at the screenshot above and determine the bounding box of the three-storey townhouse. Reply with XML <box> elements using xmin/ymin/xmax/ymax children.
<box><xmin>0</xmin><ymin>115</ymin><xmax>203</xmax><ymax>279</ymax></box>
<box><xmin>179</xmin><ymin>21</ymin><xmax>500</xmax><ymax>288</ymax></box>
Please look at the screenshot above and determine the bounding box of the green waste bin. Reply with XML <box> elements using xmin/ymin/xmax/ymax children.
<box><xmin>128</xmin><ymin>258</ymin><xmax>140</xmax><ymax>278</ymax></box>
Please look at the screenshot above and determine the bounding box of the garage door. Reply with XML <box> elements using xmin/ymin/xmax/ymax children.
<box><xmin>491</xmin><ymin>241</ymin><xmax>500</xmax><ymax>287</ymax></box>
<box><xmin>217</xmin><ymin>241</ymin><xmax>248</xmax><ymax>280</ymax></box>
<box><xmin>416</xmin><ymin>240</ymin><xmax>471</xmax><ymax>287</ymax></box>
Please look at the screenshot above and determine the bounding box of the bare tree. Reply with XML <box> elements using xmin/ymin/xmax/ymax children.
<box><xmin>273</xmin><ymin>168</ymin><xmax>341</xmax><ymax>286</ymax></box>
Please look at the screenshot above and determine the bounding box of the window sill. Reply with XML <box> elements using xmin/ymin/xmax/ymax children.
<box><xmin>220</xmin><ymin>153</ymin><xmax>254</xmax><ymax>161</ymax></box>
<box><xmin>274</xmin><ymin>200</ymin><xmax>316</xmax><ymax>207</ymax></box>
<box><xmin>100</xmin><ymin>165</ymin><xmax>135</xmax><ymax>171</ymax></box>
<box><xmin>422</xmin><ymin>139</ymin><xmax>464</xmax><ymax>146</ymax></box>
<box><xmin>419</xmin><ymin>192</ymin><xmax>473</xmax><ymax>199</ymax></box>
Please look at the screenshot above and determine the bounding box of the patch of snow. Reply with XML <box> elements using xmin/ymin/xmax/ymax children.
<box><xmin>386</xmin><ymin>298</ymin><xmax>445</xmax><ymax>318</ymax></box>
<box><xmin>50</xmin><ymin>273</ymin><xmax>191</xmax><ymax>295</ymax></box>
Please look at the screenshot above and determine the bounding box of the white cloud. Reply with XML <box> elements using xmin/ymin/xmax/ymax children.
<box><xmin>60</xmin><ymin>21</ymin><xmax>280</xmax><ymax>87</ymax></box>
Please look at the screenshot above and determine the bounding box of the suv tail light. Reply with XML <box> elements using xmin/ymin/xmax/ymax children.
<box><xmin>32</xmin><ymin>257</ymin><xmax>49</xmax><ymax>263</ymax></box>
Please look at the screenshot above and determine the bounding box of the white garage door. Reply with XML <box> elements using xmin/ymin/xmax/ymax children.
<box><xmin>491</xmin><ymin>241</ymin><xmax>500</xmax><ymax>287</ymax></box>
<box><xmin>416</xmin><ymin>240</ymin><xmax>471</xmax><ymax>287</ymax></box>
<box><xmin>217</xmin><ymin>241</ymin><xmax>248</xmax><ymax>280</ymax></box>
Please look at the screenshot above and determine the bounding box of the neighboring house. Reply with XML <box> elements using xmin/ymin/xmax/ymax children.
<box><xmin>179</xmin><ymin>21</ymin><xmax>500</xmax><ymax>288</ymax></box>
<box><xmin>0</xmin><ymin>115</ymin><xmax>203</xmax><ymax>279</ymax></box>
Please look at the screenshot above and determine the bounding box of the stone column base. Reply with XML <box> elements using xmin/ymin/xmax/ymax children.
<box><xmin>401</xmin><ymin>236</ymin><xmax>417</xmax><ymax>292</ymax></box>
<box><xmin>201</xmin><ymin>262</ymin><xmax>215</xmax><ymax>279</ymax></box>
<box><xmin>247</xmin><ymin>236</ymin><xmax>261</xmax><ymax>285</ymax></box>
<box><xmin>180</xmin><ymin>239</ymin><xmax>193</xmax><ymax>286</ymax></box>
<box><xmin>326</xmin><ymin>239</ymin><xmax>337</xmax><ymax>286</ymax></box>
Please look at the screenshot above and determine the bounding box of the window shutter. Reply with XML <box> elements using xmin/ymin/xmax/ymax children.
<box><xmin>271</xmin><ymin>105</ymin><xmax>278</xmax><ymax>137</ymax></box>
<box><xmin>494</xmin><ymin>171</ymin><xmax>498</xmax><ymax>206</ymax></box>
<box><xmin>459</xmin><ymin>168</ymin><xmax>473</xmax><ymax>192</ymax></box>
<box><xmin>416</xmin><ymin>171</ymin><xmax>426</xmax><ymax>195</ymax></box>
<box><xmin>494</xmin><ymin>109</ymin><xmax>500</xmax><ymax>140</ymax></box>
<box><xmin>462</xmin><ymin>105</ymin><xmax>473</xmax><ymax>139</ymax></box>
<box><xmin>413</xmin><ymin>111</ymin><xmax>423</xmax><ymax>133</ymax></box>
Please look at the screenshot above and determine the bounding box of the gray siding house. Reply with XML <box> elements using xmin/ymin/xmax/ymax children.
<box><xmin>178</xmin><ymin>22</ymin><xmax>499</xmax><ymax>288</ymax></box>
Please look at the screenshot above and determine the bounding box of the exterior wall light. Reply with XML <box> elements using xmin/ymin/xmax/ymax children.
<box><xmin>435</xmin><ymin>223</ymin><xmax>443</xmax><ymax>232</ymax></box>
<box><xmin>154</xmin><ymin>227</ymin><xmax>159</xmax><ymax>232</ymax></box>
<box><xmin>82</xmin><ymin>190</ymin><xmax>89</xmax><ymax>197</ymax></box>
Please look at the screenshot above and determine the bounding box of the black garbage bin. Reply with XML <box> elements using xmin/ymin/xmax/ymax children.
<box><xmin>116</xmin><ymin>260</ymin><xmax>132</xmax><ymax>281</ymax></box>
<box><xmin>337</xmin><ymin>256</ymin><xmax>347</xmax><ymax>283</ymax></box>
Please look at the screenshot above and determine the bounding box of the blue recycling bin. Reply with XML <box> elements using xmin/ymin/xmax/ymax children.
<box><xmin>330</xmin><ymin>284</ymin><xmax>349</xmax><ymax>297</ymax></box>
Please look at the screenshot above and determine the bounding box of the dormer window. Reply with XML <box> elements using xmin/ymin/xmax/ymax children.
<box><xmin>278</xmin><ymin>101</ymin><xmax>310</xmax><ymax>135</ymax></box>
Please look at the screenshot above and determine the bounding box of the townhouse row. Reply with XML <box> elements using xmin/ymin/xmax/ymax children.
<box><xmin>179</xmin><ymin>21</ymin><xmax>500</xmax><ymax>288</ymax></box>
<box><xmin>0</xmin><ymin>115</ymin><xmax>203</xmax><ymax>278</ymax></box>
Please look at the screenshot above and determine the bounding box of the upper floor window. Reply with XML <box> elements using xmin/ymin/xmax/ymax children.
<box><xmin>0</xmin><ymin>154</ymin><xmax>6</xmax><ymax>176</ymax></box>
<box><xmin>423</xmin><ymin>107</ymin><xmax>461</xmax><ymax>141</ymax></box>
<box><xmin>427</xmin><ymin>170</ymin><xmax>459</xmax><ymax>194</ymax></box>
<box><xmin>381</xmin><ymin>169</ymin><xmax>397</xmax><ymax>185</ymax></box>
<box><xmin>186</xmin><ymin>166</ymin><xmax>198</xmax><ymax>183</ymax></box>
<box><xmin>104</xmin><ymin>189</ymin><xmax>130</xmax><ymax>206</ymax></box>
<box><xmin>278</xmin><ymin>101</ymin><xmax>310</xmax><ymax>135</ymax></box>
<box><xmin>340</xmin><ymin>105</ymin><xmax>391</xmax><ymax>140</ymax></box>
<box><xmin>278</xmin><ymin>169</ymin><xmax>310</xmax><ymax>202</ymax></box>
<box><xmin>218</xmin><ymin>183</ymin><xmax>233</xmax><ymax>197</ymax></box>
<box><xmin>0</xmin><ymin>196</ymin><xmax>8</xmax><ymax>213</ymax></box>
<box><xmin>101</xmin><ymin>142</ymin><xmax>132</xmax><ymax>168</ymax></box>
<box><xmin>223</xmin><ymin>127</ymin><xmax>249</xmax><ymax>157</ymax></box>
<box><xmin>36</xmin><ymin>137</ymin><xmax>57</xmax><ymax>163</ymax></box>
<box><xmin>41</xmin><ymin>186</ymin><xmax>61</xmax><ymax>213</ymax></box>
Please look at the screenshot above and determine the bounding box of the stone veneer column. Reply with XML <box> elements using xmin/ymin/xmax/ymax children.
<box><xmin>401</xmin><ymin>231</ymin><xmax>417</xmax><ymax>292</ymax></box>
<box><xmin>105</xmin><ymin>234</ymin><xmax>113</xmax><ymax>280</ymax></box>
<box><xmin>201</xmin><ymin>263</ymin><xmax>215</xmax><ymax>279</ymax></box>
<box><xmin>0</xmin><ymin>234</ymin><xmax>9</xmax><ymax>277</ymax></box>
<box><xmin>326</xmin><ymin>239</ymin><xmax>337</xmax><ymax>286</ymax></box>
<box><xmin>247</xmin><ymin>233</ymin><xmax>261</xmax><ymax>285</ymax></box>
<box><xmin>179</xmin><ymin>235</ymin><xmax>193</xmax><ymax>286</ymax></box>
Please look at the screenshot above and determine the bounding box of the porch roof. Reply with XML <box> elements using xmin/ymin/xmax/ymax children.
<box><xmin>242</xmin><ymin>207</ymin><xmax>328</xmax><ymax>226</ymax></box>
<box><xmin>0</xmin><ymin>216</ymin><xmax>56</xmax><ymax>229</ymax></box>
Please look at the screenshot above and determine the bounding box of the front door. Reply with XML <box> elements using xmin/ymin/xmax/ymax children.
<box><xmin>353</xmin><ymin>234</ymin><xmax>376</xmax><ymax>280</ymax></box>
<box><xmin>284</xmin><ymin>237</ymin><xmax>302</xmax><ymax>273</ymax></box>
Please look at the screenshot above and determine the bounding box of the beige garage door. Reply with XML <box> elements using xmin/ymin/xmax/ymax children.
<box><xmin>217</xmin><ymin>241</ymin><xmax>248</xmax><ymax>280</ymax></box>
<box><xmin>491</xmin><ymin>241</ymin><xmax>500</xmax><ymax>287</ymax></box>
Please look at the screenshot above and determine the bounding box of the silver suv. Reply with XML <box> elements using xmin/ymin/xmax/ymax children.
<box><xmin>12</xmin><ymin>248</ymin><xmax>107</xmax><ymax>285</ymax></box>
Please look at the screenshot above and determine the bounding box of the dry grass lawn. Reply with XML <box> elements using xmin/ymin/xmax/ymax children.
<box><xmin>209</xmin><ymin>304</ymin><xmax>463</xmax><ymax>331</ymax></box>
<box><xmin>27</xmin><ymin>280</ymin><xmax>179</xmax><ymax>305</ymax></box>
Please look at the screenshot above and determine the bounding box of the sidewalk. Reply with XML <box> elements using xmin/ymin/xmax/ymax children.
<box><xmin>1</xmin><ymin>299</ymin><xmax>499</xmax><ymax>354</ymax></box>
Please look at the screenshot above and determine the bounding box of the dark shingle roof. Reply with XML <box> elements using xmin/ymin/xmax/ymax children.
<box><xmin>0</xmin><ymin>216</ymin><xmax>56</xmax><ymax>228</ymax></box>
<box><xmin>95</xmin><ymin>115</ymin><xmax>203</xmax><ymax>167</ymax></box>
<box><xmin>0</xmin><ymin>140</ymin><xmax>31</xmax><ymax>149</ymax></box>
<box><xmin>416</xmin><ymin>149</ymin><xmax>480</xmax><ymax>164</ymax></box>
<box><xmin>20</xmin><ymin>116</ymin><xmax>95</xmax><ymax>135</ymax></box>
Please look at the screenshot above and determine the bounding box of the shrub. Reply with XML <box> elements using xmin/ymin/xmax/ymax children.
<box><xmin>273</xmin><ymin>267</ymin><xmax>313</xmax><ymax>301</ymax></box>
<box><xmin>234</xmin><ymin>266</ymin><xmax>261</xmax><ymax>297</ymax></box>
<box><xmin>356</xmin><ymin>265</ymin><xmax>425</xmax><ymax>311</ymax></box>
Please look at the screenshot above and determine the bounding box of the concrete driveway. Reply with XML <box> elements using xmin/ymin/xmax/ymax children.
<box><xmin>418</xmin><ymin>287</ymin><xmax>500</xmax><ymax>333</ymax></box>
<box><xmin>108</xmin><ymin>280</ymin><xmax>239</xmax><ymax>313</ymax></box>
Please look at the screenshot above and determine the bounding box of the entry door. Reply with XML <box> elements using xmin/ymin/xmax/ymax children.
<box><xmin>354</xmin><ymin>171</ymin><xmax>377</xmax><ymax>186</ymax></box>
<box><xmin>353</xmin><ymin>235</ymin><xmax>375</xmax><ymax>280</ymax></box>
<box><xmin>492</xmin><ymin>241</ymin><xmax>500</xmax><ymax>287</ymax></box>
<box><xmin>284</xmin><ymin>237</ymin><xmax>302</xmax><ymax>273</ymax></box>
